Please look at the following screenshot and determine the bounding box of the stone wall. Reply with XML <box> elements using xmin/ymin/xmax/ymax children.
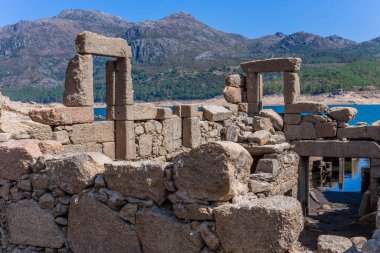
<box><xmin>0</xmin><ymin>139</ymin><xmax>304</xmax><ymax>253</ymax></box>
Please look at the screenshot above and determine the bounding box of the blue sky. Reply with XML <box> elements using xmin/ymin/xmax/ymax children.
<box><xmin>1</xmin><ymin>0</ymin><xmax>379</xmax><ymax>42</ymax></box>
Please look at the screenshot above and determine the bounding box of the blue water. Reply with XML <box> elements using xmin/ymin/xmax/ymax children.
<box><xmin>264</xmin><ymin>104</ymin><xmax>380</xmax><ymax>125</ymax></box>
<box><xmin>320</xmin><ymin>158</ymin><xmax>369</xmax><ymax>192</ymax></box>
<box><xmin>95</xmin><ymin>104</ymin><xmax>380</xmax><ymax>125</ymax></box>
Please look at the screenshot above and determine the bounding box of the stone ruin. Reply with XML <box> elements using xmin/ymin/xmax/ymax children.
<box><xmin>0</xmin><ymin>31</ymin><xmax>380</xmax><ymax>252</ymax></box>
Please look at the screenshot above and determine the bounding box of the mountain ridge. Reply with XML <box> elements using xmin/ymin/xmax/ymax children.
<box><xmin>0</xmin><ymin>9</ymin><xmax>379</xmax><ymax>102</ymax></box>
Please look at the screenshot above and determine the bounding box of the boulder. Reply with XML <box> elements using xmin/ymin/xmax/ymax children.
<box><xmin>0</xmin><ymin>140</ymin><xmax>43</xmax><ymax>180</ymax></box>
<box><xmin>173</xmin><ymin>141</ymin><xmax>253</xmax><ymax>201</ymax></box>
<box><xmin>202</xmin><ymin>105</ymin><xmax>233</xmax><ymax>122</ymax></box>
<box><xmin>214</xmin><ymin>196</ymin><xmax>303</xmax><ymax>253</ymax></box>
<box><xmin>67</xmin><ymin>194</ymin><xmax>141</xmax><ymax>253</ymax></box>
<box><xmin>46</xmin><ymin>152</ymin><xmax>112</xmax><ymax>194</ymax></box>
<box><xmin>6</xmin><ymin>199</ymin><xmax>64</xmax><ymax>248</ymax></box>
<box><xmin>259</xmin><ymin>109</ymin><xmax>283</xmax><ymax>130</ymax></box>
<box><xmin>248</xmin><ymin>130</ymin><xmax>271</xmax><ymax>145</ymax></box>
<box><xmin>317</xmin><ymin>235</ymin><xmax>353</xmax><ymax>253</ymax></box>
<box><xmin>136</xmin><ymin>208</ymin><xmax>203</xmax><ymax>252</ymax></box>
<box><xmin>104</xmin><ymin>161</ymin><xmax>167</xmax><ymax>205</ymax></box>
<box><xmin>225</xmin><ymin>74</ymin><xmax>246</xmax><ymax>88</ymax></box>
<box><xmin>328</xmin><ymin>107</ymin><xmax>358</xmax><ymax>122</ymax></box>
<box><xmin>223</xmin><ymin>86</ymin><xmax>243</xmax><ymax>104</ymax></box>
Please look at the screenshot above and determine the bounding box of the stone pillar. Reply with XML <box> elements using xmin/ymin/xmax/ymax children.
<box><xmin>106</xmin><ymin>60</ymin><xmax>116</xmax><ymax>120</ymax></box>
<box><xmin>298</xmin><ymin>156</ymin><xmax>310</xmax><ymax>215</ymax></box>
<box><xmin>338</xmin><ymin>157</ymin><xmax>345</xmax><ymax>190</ymax></box>
<box><xmin>115</xmin><ymin>121</ymin><xmax>136</xmax><ymax>160</ymax></box>
<box><xmin>63</xmin><ymin>54</ymin><xmax>94</xmax><ymax>107</ymax></box>
<box><xmin>246</xmin><ymin>72</ymin><xmax>263</xmax><ymax>116</ymax></box>
<box><xmin>283</xmin><ymin>72</ymin><xmax>300</xmax><ymax>104</ymax></box>
<box><xmin>370</xmin><ymin>159</ymin><xmax>380</xmax><ymax>210</ymax></box>
<box><xmin>182</xmin><ymin>117</ymin><xmax>200</xmax><ymax>148</ymax></box>
<box><xmin>115</xmin><ymin>57</ymin><xmax>133</xmax><ymax>106</ymax></box>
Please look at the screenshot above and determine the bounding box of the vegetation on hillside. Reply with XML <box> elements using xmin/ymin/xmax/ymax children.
<box><xmin>2</xmin><ymin>58</ymin><xmax>380</xmax><ymax>103</ymax></box>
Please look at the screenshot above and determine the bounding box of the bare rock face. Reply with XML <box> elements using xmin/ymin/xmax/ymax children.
<box><xmin>104</xmin><ymin>161</ymin><xmax>167</xmax><ymax>205</ymax></box>
<box><xmin>46</xmin><ymin>152</ymin><xmax>112</xmax><ymax>194</ymax></box>
<box><xmin>259</xmin><ymin>109</ymin><xmax>283</xmax><ymax>131</ymax></box>
<box><xmin>136</xmin><ymin>208</ymin><xmax>203</xmax><ymax>252</ymax></box>
<box><xmin>317</xmin><ymin>235</ymin><xmax>353</xmax><ymax>253</ymax></box>
<box><xmin>0</xmin><ymin>140</ymin><xmax>43</xmax><ymax>180</ymax></box>
<box><xmin>173</xmin><ymin>141</ymin><xmax>253</xmax><ymax>201</ymax></box>
<box><xmin>328</xmin><ymin>107</ymin><xmax>358</xmax><ymax>123</ymax></box>
<box><xmin>5</xmin><ymin>199</ymin><xmax>64</xmax><ymax>248</ymax></box>
<box><xmin>214</xmin><ymin>196</ymin><xmax>303</xmax><ymax>253</ymax></box>
<box><xmin>67</xmin><ymin>194</ymin><xmax>141</xmax><ymax>253</ymax></box>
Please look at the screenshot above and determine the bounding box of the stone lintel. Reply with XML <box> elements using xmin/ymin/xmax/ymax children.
<box><xmin>114</xmin><ymin>104</ymin><xmax>157</xmax><ymax>121</ymax></box>
<box><xmin>241</xmin><ymin>57</ymin><xmax>301</xmax><ymax>73</ymax></box>
<box><xmin>76</xmin><ymin>31</ymin><xmax>132</xmax><ymax>58</ymax></box>
<box><xmin>337</xmin><ymin>126</ymin><xmax>380</xmax><ymax>141</ymax></box>
<box><xmin>294</xmin><ymin>140</ymin><xmax>380</xmax><ymax>158</ymax></box>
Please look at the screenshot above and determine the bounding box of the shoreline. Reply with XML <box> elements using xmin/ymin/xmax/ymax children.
<box><xmin>94</xmin><ymin>90</ymin><xmax>380</xmax><ymax>108</ymax></box>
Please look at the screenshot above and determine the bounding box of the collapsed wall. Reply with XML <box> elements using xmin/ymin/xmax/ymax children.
<box><xmin>3</xmin><ymin>31</ymin><xmax>379</xmax><ymax>252</ymax></box>
<box><xmin>0</xmin><ymin>32</ymin><xmax>307</xmax><ymax>253</ymax></box>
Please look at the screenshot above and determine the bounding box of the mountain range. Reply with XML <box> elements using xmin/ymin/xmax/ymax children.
<box><xmin>0</xmin><ymin>9</ymin><xmax>379</xmax><ymax>102</ymax></box>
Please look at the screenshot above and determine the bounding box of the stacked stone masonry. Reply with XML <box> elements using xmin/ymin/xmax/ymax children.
<box><xmin>3</xmin><ymin>32</ymin><xmax>379</xmax><ymax>252</ymax></box>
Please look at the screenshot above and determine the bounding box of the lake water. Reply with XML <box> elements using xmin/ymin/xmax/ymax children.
<box><xmin>95</xmin><ymin>104</ymin><xmax>380</xmax><ymax>125</ymax></box>
<box><xmin>95</xmin><ymin>104</ymin><xmax>380</xmax><ymax>193</ymax></box>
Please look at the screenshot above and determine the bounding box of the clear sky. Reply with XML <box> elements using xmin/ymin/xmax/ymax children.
<box><xmin>0</xmin><ymin>0</ymin><xmax>379</xmax><ymax>42</ymax></box>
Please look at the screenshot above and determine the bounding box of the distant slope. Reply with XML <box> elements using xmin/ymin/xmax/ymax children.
<box><xmin>0</xmin><ymin>9</ymin><xmax>379</xmax><ymax>102</ymax></box>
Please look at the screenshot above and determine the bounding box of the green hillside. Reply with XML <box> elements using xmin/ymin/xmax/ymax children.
<box><xmin>3</xmin><ymin>58</ymin><xmax>380</xmax><ymax>103</ymax></box>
